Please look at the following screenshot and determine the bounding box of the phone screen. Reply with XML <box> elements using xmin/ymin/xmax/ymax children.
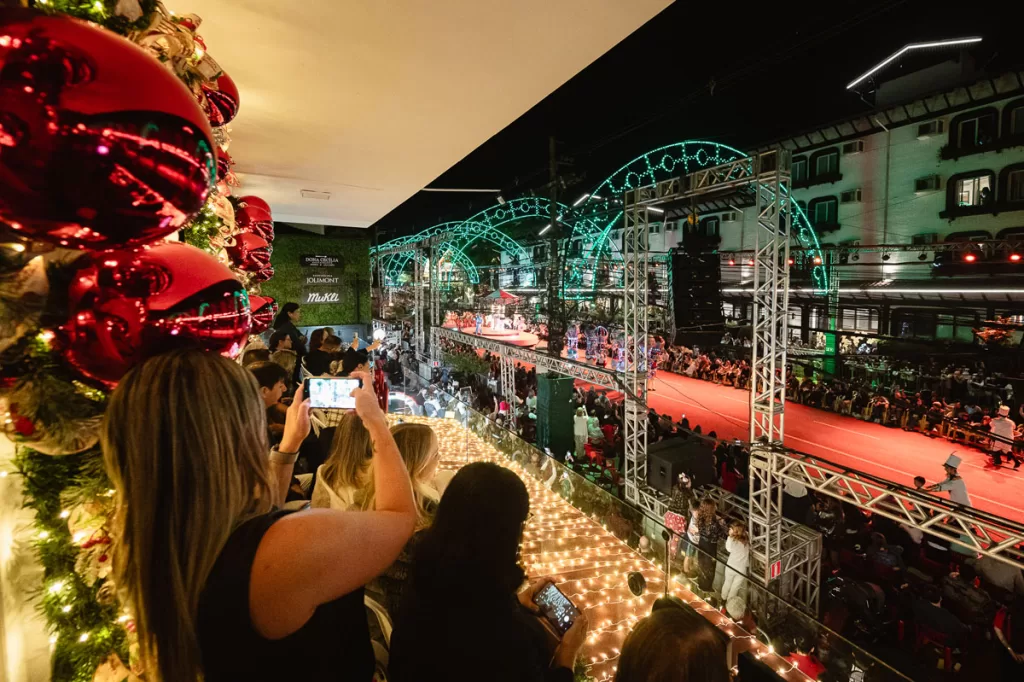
<box><xmin>306</xmin><ymin>378</ymin><xmax>362</xmax><ymax>409</ymax></box>
<box><xmin>532</xmin><ymin>582</ymin><xmax>580</xmax><ymax>635</ymax></box>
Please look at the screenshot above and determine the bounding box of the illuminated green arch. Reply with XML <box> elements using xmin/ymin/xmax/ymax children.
<box><xmin>572</xmin><ymin>140</ymin><xmax>828</xmax><ymax>292</ymax></box>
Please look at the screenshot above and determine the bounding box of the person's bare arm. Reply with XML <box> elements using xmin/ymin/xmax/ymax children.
<box><xmin>250</xmin><ymin>372</ymin><xmax>416</xmax><ymax>638</ymax></box>
<box><xmin>268</xmin><ymin>382</ymin><xmax>310</xmax><ymax>506</ymax></box>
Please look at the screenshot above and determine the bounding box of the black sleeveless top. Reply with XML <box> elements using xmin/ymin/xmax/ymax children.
<box><xmin>197</xmin><ymin>510</ymin><xmax>373</xmax><ymax>681</ymax></box>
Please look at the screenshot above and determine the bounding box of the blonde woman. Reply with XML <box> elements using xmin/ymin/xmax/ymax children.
<box><xmin>310</xmin><ymin>411</ymin><xmax>374</xmax><ymax>510</ymax></box>
<box><xmin>101</xmin><ymin>351</ymin><xmax>416</xmax><ymax>682</ymax></box>
<box><xmin>366</xmin><ymin>423</ymin><xmax>442</xmax><ymax>614</ymax></box>
<box><xmin>721</xmin><ymin>520</ymin><xmax>750</xmax><ymax>612</ymax></box>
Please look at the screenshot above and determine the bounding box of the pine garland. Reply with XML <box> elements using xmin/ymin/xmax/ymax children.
<box><xmin>2</xmin><ymin>4</ymin><xmax>262</xmax><ymax>680</ymax></box>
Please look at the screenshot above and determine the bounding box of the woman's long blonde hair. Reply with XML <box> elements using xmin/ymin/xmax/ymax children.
<box><xmin>101</xmin><ymin>349</ymin><xmax>274</xmax><ymax>682</ymax></box>
<box><xmin>320</xmin><ymin>411</ymin><xmax>373</xmax><ymax>494</ymax></box>
<box><xmin>359</xmin><ymin>423</ymin><xmax>439</xmax><ymax>528</ymax></box>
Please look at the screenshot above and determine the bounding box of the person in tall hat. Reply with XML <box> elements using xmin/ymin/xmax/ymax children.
<box><xmin>989</xmin><ymin>404</ymin><xmax>1021</xmax><ymax>469</ymax></box>
<box><xmin>927</xmin><ymin>453</ymin><xmax>973</xmax><ymax>507</ymax></box>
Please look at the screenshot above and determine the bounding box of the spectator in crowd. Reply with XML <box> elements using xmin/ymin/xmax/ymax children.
<box><xmin>912</xmin><ymin>585</ymin><xmax>969</xmax><ymax>645</ymax></box>
<box><xmin>721</xmin><ymin>520</ymin><xmax>750</xmax><ymax>619</ymax></box>
<box><xmin>942</xmin><ymin>564</ymin><xmax>995</xmax><ymax>628</ymax></box>
<box><xmin>971</xmin><ymin>555</ymin><xmax>1024</xmax><ymax>596</ymax></box>
<box><xmin>995</xmin><ymin>597</ymin><xmax>1024</xmax><ymax>677</ymax></box>
<box><xmin>311</xmin><ymin>412</ymin><xmax>374</xmax><ymax>510</ymax></box>
<box><xmin>308</xmin><ymin>327</ymin><xmax>326</xmax><ymax>354</ymax></box>
<box><xmin>249</xmin><ymin>361</ymin><xmax>290</xmax><ymax>410</ymax></box>
<box><xmin>786</xmin><ymin>633</ymin><xmax>826</xmax><ymax>680</ymax></box>
<box><xmin>573</xmin><ymin>408</ymin><xmax>589</xmax><ymax>458</ymax></box>
<box><xmin>389</xmin><ymin>462</ymin><xmax>589</xmax><ymax>682</ymax></box>
<box><xmin>614</xmin><ymin>605</ymin><xmax>729</xmax><ymax>682</ymax></box>
<box><xmin>268</xmin><ymin>330</ymin><xmax>298</xmax><ymax>380</ymax></box>
<box><xmin>241</xmin><ymin>346</ymin><xmax>271</xmax><ymax>367</ymax></box>
<box><xmin>305</xmin><ymin>334</ymin><xmax>344</xmax><ymax>376</ymax></box>
<box><xmin>339</xmin><ymin>347</ymin><xmax>372</xmax><ymax>377</ymax></box>
<box><xmin>365</xmin><ymin>423</ymin><xmax>442</xmax><ymax>616</ymax></box>
<box><xmin>695</xmin><ymin>497</ymin><xmax>727</xmax><ymax>593</ymax></box>
<box><xmin>866</xmin><ymin>532</ymin><xmax>905</xmax><ymax>573</ymax></box>
<box><xmin>100</xmin><ymin>352</ymin><xmax>415</xmax><ymax>682</ymax></box>
<box><xmin>271</xmin><ymin>301</ymin><xmax>307</xmax><ymax>356</ymax></box>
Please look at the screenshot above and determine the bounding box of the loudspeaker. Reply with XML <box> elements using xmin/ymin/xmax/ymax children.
<box><xmin>646</xmin><ymin>438</ymin><xmax>717</xmax><ymax>494</ymax></box>
<box><xmin>536</xmin><ymin>373</ymin><xmax>575</xmax><ymax>461</ymax></box>
<box><xmin>671</xmin><ymin>249</ymin><xmax>723</xmax><ymax>347</ymax></box>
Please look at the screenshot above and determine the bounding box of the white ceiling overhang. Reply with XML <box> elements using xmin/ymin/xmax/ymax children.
<box><xmin>188</xmin><ymin>0</ymin><xmax>673</xmax><ymax>227</ymax></box>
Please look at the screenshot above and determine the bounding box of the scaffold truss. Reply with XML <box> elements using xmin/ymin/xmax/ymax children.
<box><xmin>773</xmin><ymin>448</ymin><xmax>1024</xmax><ymax>570</ymax></box>
<box><xmin>621</xmin><ymin>201</ymin><xmax>650</xmax><ymax>514</ymax></box>
<box><xmin>434</xmin><ymin>327</ymin><xmax>620</xmax><ymax>390</ymax></box>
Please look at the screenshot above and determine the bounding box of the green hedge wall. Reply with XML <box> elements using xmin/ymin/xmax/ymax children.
<box><xmin>260</xmin><ymin>228</ymin><xmax>371</xmax><ymax>326</ymax></box>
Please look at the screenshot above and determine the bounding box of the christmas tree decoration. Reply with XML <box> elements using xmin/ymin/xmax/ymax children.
<box><xmin>237</xmin><ymin>195</ymin><xmax>271</xmax><ymax>214</ymax></box>
<box><xmin>59</xmin><ymin>242</ymin><xmax>252</xmax><ymax>387</ymax></box>
<box><xmin>0</xmin><ymin>10</ymin><xmax>216</xmax><ymax>250</ymax></box>
<box><xmin>202</xmin><ymin>71</ymin><xmax>239</xmax><ymax>126</ymax></box>
<box><xmin>249</xmin><ymin>295</ymin><xmax>277</xmax><ymax>334</ymax></box>
<box><xmin>227</xmin><ymin>232</ymin><xmax>270</xmax><ymax>272</ymax></box>
<box><xmin>216</xmin><ymin>148</ymin><xmax>234</xmax><ymax>181</ymax></box>
<box><xmin>236</xmin><ymin>203</ymin><xmax>274</xmax><ymax>241</ymax></box>
<box><xmin>252</xmin><ymin>265</ymin><xmax>275</xmax><ymax>282</ymax></box>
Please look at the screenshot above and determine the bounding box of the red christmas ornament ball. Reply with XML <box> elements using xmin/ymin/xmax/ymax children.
<box><xmin>0</xmin><ymin>11</ymin><xmax>216</xmax><ymax>250</ymax></box>
<box><xmin>227</xmin><ymin>232</ymin><xmax>270</xmax><ymax>272</ymax></box>
<box><xmin>59</xmin><ymin>242</ymin><xmax>252</xmax><ymax>387</ymax></box>
<box><xmin>249</xmin><ymin>295</ymin><xmax>277</xmax><ymax>334</ymax></box>
<box><xmin>236</xmin><ymin>203</ymin><xmax>274</xmax><ymax>241</ymax></box>
<box><xmin>253</xmin><ymin>265</ymin><xmax>274</xmax><ymax>283</ymax></box>
<box><xmin>237</xmin><ymin>195</ymin><xmax>270</xmax><ymax>214</ymax></box>
<box><xmin>202</xmin><ymin>71</ymin><xmax>239</xmax><ymax>127</ymax></box>
<box><xmin>217</xmin><ymin>149</ymin><xmax>233</xmax><ymax>181</ymax></box>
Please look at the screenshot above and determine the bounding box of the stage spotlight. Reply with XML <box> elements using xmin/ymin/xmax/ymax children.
<box><xmin>882</xmin><ymin>253</ymin><xmax>891</xmax><ymax>262</ymax></box>
<box><xmin>1011</xmin><ymin>253</ymin><xmax>1022</xmax><ymax>262</ymax></box>
<box><xmin>787</xmin><ymin>257</ymin><xmax>795</xmax><ymax>266</ymax></box>
<box><xmin>852</xmin><ymin>254</ymin><xmax>860</xmax><ymax>261</ymax></box>
<box><xmin>747</xmin><ymin>258</ymin><xmax>755</xmax><ymax>266</ymax></box>
<box><xmin>728</xmin><ymin>258</ymin><xmax>736</xmax><ymax>266</ymax></box>
<box><xmin>964</xmin><ymin>252</ymin><xmax>977</xmax><ymax>263</ymax></box>
<box><xmin>918</xmin><ymin>253</ymin><xmax>928</xmax><ymax>261</ymax></box>
<box><xmin>813</xmin><ymin>255</ymin><xmax>822</xmax><ymax>265</ymax></box>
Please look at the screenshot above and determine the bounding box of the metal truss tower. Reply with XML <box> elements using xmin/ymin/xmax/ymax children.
<box><xmin>747</xmin><ymin>149</ymin><xmax>792</xmax><ymax>588</ymax></box>
<box><xmin>622</xmin><ymin>202</ymin><xmax>650</xmax><ymax>513</ymax></box>
<box><xmin>429</xmin><ymin>244</ymin><xmax>442</xmax><ymax>364</ymax></box>
<box><xmin>413</xmin><ymin>246</ymin><xmax>425</xmax><ymax>357</ymax></box>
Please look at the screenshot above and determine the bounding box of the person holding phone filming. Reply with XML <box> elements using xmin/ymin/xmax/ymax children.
<box><xmin>389</xmin><ymin>462</ymin><xmax>590</xmax><ymax>682</ymax></box>
<box><xmin>101</xmin><ymin>352</ymin><xmax>416</xmax><ymax>682</ymax></box>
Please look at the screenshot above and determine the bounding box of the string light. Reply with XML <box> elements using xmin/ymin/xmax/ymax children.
<box><xmin>78</xmin><ymin>632</ymin><xmax>89</xmax><ymax>642</ymax></box>
<box><xmin>48</xmin><ymin>581</ymin><xmax>65</xmax><ymax>595</ymax></box>
<box><xmin>59</xmin><ymin>510</ymin><xmax>70</xmax><ymax>519</ymax></box>
<box><xmin>397</xmin><ymin>414</ymin><xmax>803</xmax><ymax>681</ymax></box>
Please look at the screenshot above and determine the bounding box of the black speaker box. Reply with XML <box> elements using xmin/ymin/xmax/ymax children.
<box><xmin>646</xmin><ymin>438</ymin><xmax>717</xmax><ymax>494</ymax></box>
<box><xmin>536</xmin><ymin>373</ymin><xmax>575</xmax><ymax>461</ymax></box>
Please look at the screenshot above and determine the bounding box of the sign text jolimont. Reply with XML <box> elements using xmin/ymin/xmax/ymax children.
<box><xmin>300</xmin><ymin>254</ymin><xmax>344</xmax><ymax>305</ymax></box>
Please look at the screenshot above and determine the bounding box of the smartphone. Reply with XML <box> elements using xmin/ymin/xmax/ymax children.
<box><xmin>532</xmin><ymin>582</ymin><xmax>580</xmax><ymax>635</ymax></box>
<box><xmin>306</xmin><ymin>377</ymin><xmax>362</xmax><ymax>409</ymax></box>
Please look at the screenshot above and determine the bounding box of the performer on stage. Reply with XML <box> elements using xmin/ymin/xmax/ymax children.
<box><xmin>990</xmin><ymin>405</ymin><xmax>1021</xmax><ymax>468</ymax></box>
<box><xmin>927</xmin><ymin>453</ymin><xmax>972</xmax><ymax>507</ymax></box>
<box><xmin>475</xmin><ymin>313</ymin><xmax>483</xmax><ymax>334</ymax></box>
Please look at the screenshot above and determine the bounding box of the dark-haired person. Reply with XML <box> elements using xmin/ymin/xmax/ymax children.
<box><xmin>614</xmin><ymin>606</ymin><xmax>729</xmax><ymax>682</ymax></box>
<box><xmin>305</xmin><ymin>334</ymin><xmax>343</xmax><ymax>376</ymax></box>
<box><xmin>268</xmin><ymin>330</ymin><xmax>298</xmax><ymax>381</ymax></box>
<box><xmin>389</xmin><ymin>462</ymin><xmax>589</xmax><ymax>682</ymax></box>
<box><xmin>101</xmin><ymin>352</ymin><xmax>416</xmax><ymax>682</ymax></box>
<box><xmin>272</xmin><ymin>302</ymin><xmax>307</xmax><ymax>381</ymax></box>
<box><xmin>249</xmin><ymin>361</ymin><xmax>290</xmax><ymax>410</ymax></box>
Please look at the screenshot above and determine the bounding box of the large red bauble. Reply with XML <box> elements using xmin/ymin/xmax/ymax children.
<box><xmin>201</xmin><ymin>71</ymin><xmax>239</xmax><ymax>127</ymax></box>
<box><xmin>227</xmin><ymin>232</ymin><xmax>270</xmax><ymax>272</ymax></box>
<box><xmin>237</xmin><ymin>195</ymin><xmax>270</xmax><ymax>214</ymax></box>
<box><xmin>236</xmin><ymin>203</ymin><xmax>274</xmax><ymax>241</ymax></box>
<box><xmin>249</xmin><ymin>295</ymin><xmax>277</xmax><ymax>334</ymax></box>
<box><xmin>59</xmin><ymin>242</ymin><xmax>252</xmax><ymax>387</ymax></box>
<box><xmin>216</xmin><ymin>149</ymin><xmax>233</xmax><ymax>181</ymax></box>
<box><xmin>0</xmin><ymin>11</ymin><xmax>216</xmax><ymax>250</ymax></box>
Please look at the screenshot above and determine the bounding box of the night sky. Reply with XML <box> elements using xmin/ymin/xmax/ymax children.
<box><xmin>372</xmin><ymin>0</ymin><xmax>1021</xmax><ymax>240</ymax></box>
